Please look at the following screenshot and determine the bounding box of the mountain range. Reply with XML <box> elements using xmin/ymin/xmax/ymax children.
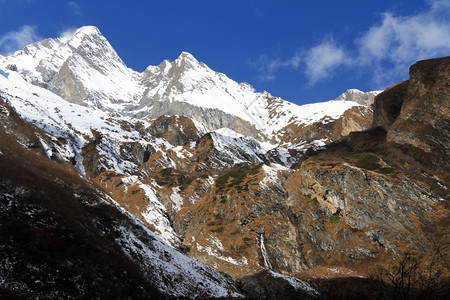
<box><xmin>0</xmin><ymin>26</ymin><xmax>448</xmax><ymax>299</ymax></box>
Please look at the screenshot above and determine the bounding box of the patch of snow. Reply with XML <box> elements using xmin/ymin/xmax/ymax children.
<box><xmin>139</xmin><ymin>182</ymin><xmax>179</xmax><ymax>246</ymax></box>
<box><xmin>210</xmin><ymin>132</ymin><xmax>266</xmax><ymax>165</ymax></box>
<box><xmin>116</xmin><ymin>226</ymin><xmax>243</xmax><ymax>298</ymax></box>
<box><xmin>37</xmin><ymin>136</ymin><xmax>53</xmax><ymax>159</ymax></box>
<box><xmin>269</xmin><ymin>271</ymin><xmax>320</xmax><ymax>297</ymax></box>
<box><xmin>172</xmin><ymin>145</ymin><xmax>193</xmax><ymax>159</ymax></box>
<box><xmin>213</xmin><ymin>127</ymin><xmax>245</xmax><ymax>139</ymax></box>
<box><xmin>118</xmin><ymin>175</ymin><xmax>179</xmax><ymax>246</ymax></box>
<box><xmin>260</xmin><ymin>163</ymin><xmax>288</xmax><ymax>188</ymax></box>
<box><xmin>259</xmin><ymin>233</ymin><xmax>272</xmax><ymax>269</ymax></box>
<box><xmin>197</xmin><ymin>236</ymin><xmax>248</xmax><ymax>266</ymax></box>
<box><xmin>170</xmin><ymin>186</ymin><xmax>183</xmax><ymax>212</ymax></box>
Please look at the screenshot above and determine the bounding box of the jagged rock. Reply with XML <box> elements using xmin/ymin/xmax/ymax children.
<box><xmin>295</xmin><ymin>161</ymin><xmax>435</xmax><ymax>249</ymax></box>
<box><xmin>237</xmin><ymin>270</ymin><xmax>319</xmax><ymax>299</ymax></box>
<box><xmin>386</xmin><ymin>57</ymin><xmax>450</xmax><ymax>166</ymax></box>
<box><xmin>148</xmin><ymin>115</ymin><xmax>203</xmax><ymax>146</ymax></box>
<box><xmin>372</xmin><ymin>81</ymin><xmax>409</xmax><ymax>129</ymax></box>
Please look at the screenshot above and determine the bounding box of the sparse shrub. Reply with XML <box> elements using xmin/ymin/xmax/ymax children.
<box><xmin>375</xmin><ymin>148</ymin><xmax>391</xmax><ymax>156</ymax></box>
<box><xmin>216</xmin><ymin>163</ymin><xmax>261</xmax><ymax>190</ymax></box>
<box><xmin>350</xmin><ymin>153</ymin><xmax>382</xmax><ymax>170</ymax></box>
<box><xmin>159</xmin><ymin>168</ymin><xmax>171</xmax><ymax>178</ymax></box>
<box><xmin>329</xmin><ymin>215</ymin><xmax>341</xmax><ymax>224</ymax></box>
<box><xmin>210</xmin><ymin>227</ymin><xmax>225</xmax><ymax>233</ymax></box>
<box><xmin>351</xmin><ymin>227</ymin><xmax>360</xmax><ymax>233</ymax></box>
<box><xmin>378</xmin><ymin>167</ymin><xmax>396</xmax><ymax>175</ymax></box>
<box><xmin>369</xmin><ymin>252</ymin><xmax>449</xmax><ymax>300</ymax></box>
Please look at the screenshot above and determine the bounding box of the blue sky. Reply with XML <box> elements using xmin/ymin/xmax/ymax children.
<box><xmin>1</xmin><ymin>0</ymin><xmax>449</xmax><ymax>105</ymax></box>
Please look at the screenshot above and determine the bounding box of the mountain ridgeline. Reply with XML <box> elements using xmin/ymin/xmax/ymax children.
<box><xmin>0</xmin><ymin>26</ymin><xmax>448</xmax><ymax>299</ymax></box>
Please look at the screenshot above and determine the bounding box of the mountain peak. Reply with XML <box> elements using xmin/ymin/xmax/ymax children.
<box><xmin>178</xmin><ymin>51</ymin><xmax>197</xmax><ymax>60</ymax></box>
<box><xmin>72</xmin><ymin>25</ymin><xmax>103</xmax><ymax>38</ymax></box>
<box><xmin>64</xmin><ymin>25</ymin><xmax>107</xmax><ymax>48</ymax></box>
<box><xmin>175</xmin><ymin>51</ymin><xmax>201</xmax><ymax>68</ymax></box>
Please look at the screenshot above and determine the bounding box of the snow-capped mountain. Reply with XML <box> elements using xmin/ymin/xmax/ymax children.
<box><xmin>5</xmin><ymin>26</ymin><xmax>447</xmax><ymax>300</ymax></box>
<box><xmin>1</xmin><ymin>26</ymin><xmax>376</xmax><ymax>144</ymax></box>
<box><xmin>0</xmin><ymin>26</ymin><xmax>381</xmax><ymax>278</ymax></box>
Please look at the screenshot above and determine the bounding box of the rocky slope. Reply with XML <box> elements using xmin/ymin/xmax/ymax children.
<box><xmin>0</xmin><ymin>98</ymin><xmax>243</xmax><ymax>299</ymax></box>
<box><xmin>88</xmin><ymin>54</ymin><xmax>449</xmax><ymax>289</ymax></box>
<box><xmin>0</xmin><ymin>25</ymin><xmax>448</xmax><ymax>299</ymax></box>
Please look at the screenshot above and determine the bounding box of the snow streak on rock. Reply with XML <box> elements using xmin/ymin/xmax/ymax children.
<box><xmin>259</xmin><ymin>233</ymin><xmax>272</xmax><ymax>270</ymax></box>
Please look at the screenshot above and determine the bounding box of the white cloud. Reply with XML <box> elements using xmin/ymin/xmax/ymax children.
<box><xmin>60</xmin><ymin>27</ymin><xmax>77</xmax><ymax>39</ymax></box>
<box><xmin>0</xmin><ymin>25</ymin><xmax>41</xmax><ymax>55</ymax></box>
<box><xmin>67</xmin><ymin>1</ymin><xmax>82</xmax><ymax>16</ymax></box>
<box><xmin>356</xmin><ymin>0</ymin><xmax>450</xmax><ymax>85</ymax></box>
<box><xmin>304</xmin><ymin>40</ymin><xmax>348</xmax><ymax>85</ymax></box>
<box><xmin>250</xmin><ymin>39</ymin><xmax>348</xmax><ymax>85</ymax></box>
<box><xmin>252</xmin><ymin>0</ymin><xmax>450</xmax><ymax>87</ymax></box>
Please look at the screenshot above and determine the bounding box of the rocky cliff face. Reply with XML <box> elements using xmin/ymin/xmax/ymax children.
<box><xmin>386</xmin><ymin>57</ymin><xmax>450</xmax><ymax>167</ymax></box>
<box><xmin>1</xmin><ymin>26</ymin><xmax>449</xmax><ymax>298</ymax></box>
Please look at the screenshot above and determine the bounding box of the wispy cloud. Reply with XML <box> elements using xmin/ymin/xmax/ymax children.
<box><xmin>67</xmin><ymin>1</ymin><xmax>82</xmax><ymax>16</ymax></box>
<box><xmin>252</xmin><ymin>0</ymin><xmax>450</xmax><ymax>87</ymax></box>
<box><xmin>0</xmin><ymin>25</ymin><xmax>41</xmax><ymax>55</ymax></box>
<box><xmin>250</xmin><ymin>53</ymin><xmax>301</xmax><ymax>81</ymax></box>
<box><xmin>304</xmin><ymin>39</ymin><xmax>348</xmax><ymax>85</ymax></box>
<box><xmin>60</xmin><ymin>27</ymin><xmax>77</xmax><ymax>39</ymax></box>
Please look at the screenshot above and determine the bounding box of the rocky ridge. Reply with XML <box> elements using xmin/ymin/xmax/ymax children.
<box><xmin>1</xmin><ymin>26</ymin><xmax>373</xmax><ymax>147</ymax></box>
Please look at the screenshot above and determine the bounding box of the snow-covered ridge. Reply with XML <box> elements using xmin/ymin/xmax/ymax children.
<box><xmin>0</xmin><ymin>65</ymin><xmax>151</xmax><ymax>174</ymax></box>
<box><xmin>336</xmin><ymin>89</ymin><xmax>382</xmax><ymax>105</ymax></box>
<box><xmin>1</xmin><ymin>25</ymin><xmax>377</xmax><ymax>145</ymax></box>
<box><xmin>4</xmin><ymin>26</ymin><xmax>143</xmax><ymax>111</ymax></box>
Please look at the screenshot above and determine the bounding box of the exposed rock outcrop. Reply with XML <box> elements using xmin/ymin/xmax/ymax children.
<box><xmin>148</xmin><ymin>115</ymin><xmax>203</xmax><ymax>146</ymax></box>
<box><xmin>372</xmin><ymin>81</ymin><xmax>409</xmax><ymax>129</ymax></box>
<box><xmin>387</xmin><ymin>57</ymin><xmax>450</xmax><ymax>166</ymax></box>
<box><xmin>275</xmin><ymin>105</ymin><xmax>373</xmax><ymax>148</ymax></box>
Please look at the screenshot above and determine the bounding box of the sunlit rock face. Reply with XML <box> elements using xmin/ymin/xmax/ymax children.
<box><xmin>386</xmin><ymin>57</ymin><xmax>450</xmax><ymax>166</ymax></box>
